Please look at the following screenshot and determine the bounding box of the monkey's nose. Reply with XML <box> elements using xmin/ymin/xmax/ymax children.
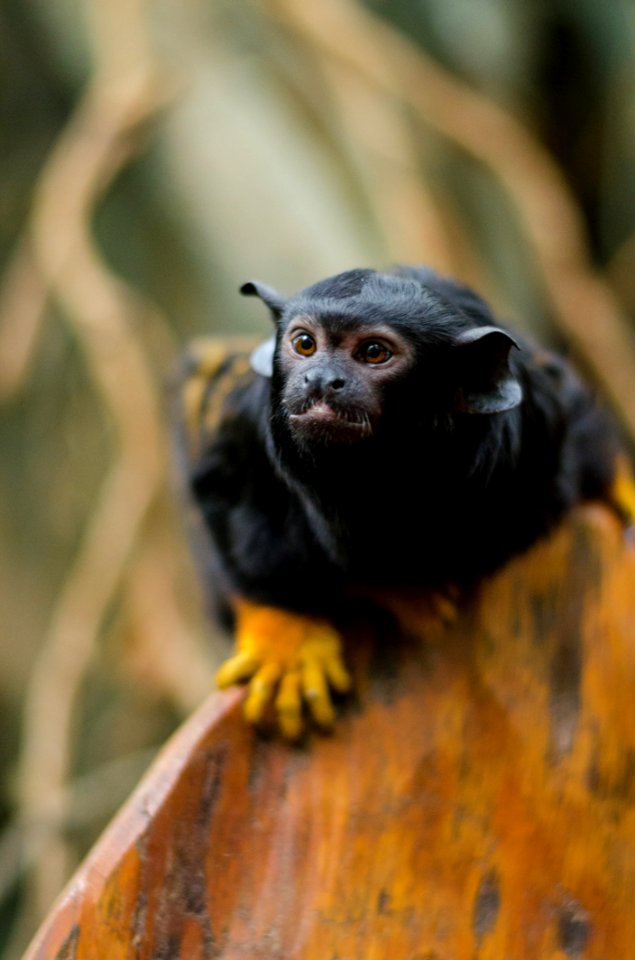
<box><xmin>304</xmin><ymin>369</ymin><xmax>346</xmax><ymax>395</ymax></box>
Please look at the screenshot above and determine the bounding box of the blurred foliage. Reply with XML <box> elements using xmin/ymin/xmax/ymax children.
<box><xmin>1</xmin><ymin>0</ymin><xmax>635</xmax><ymax>954</ymax></box>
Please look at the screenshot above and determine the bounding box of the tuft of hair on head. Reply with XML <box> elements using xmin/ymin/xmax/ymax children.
<box><xmin>301</xmin><ymin>268</ymin><xmax>376</xmax><ymax>302</ymax></box>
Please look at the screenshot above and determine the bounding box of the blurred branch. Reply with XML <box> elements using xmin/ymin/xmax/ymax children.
<box><xmin>300</xmin><ymin>50</ymin><xmax>457</xmax><ymax>271</ymax></box>
<box><xmin>10</xmin><ymin>0</ymin><xmax>174</xmax><ymax>929</ymax></box>
<box><xmin>268</xmin><ymin>0</ymin><xmax>635</xmax><ymax>440</ymax></box>
<box><xmin>0</xmin><ymin>4</ymin><xmax>174</xmax><ymax>404</ymax></box>
<box><xmin>121</xmin><ymin>517</ymin><xmax>216</xmax><ymax>714</ymax></box>
<box><xmin>265</xmin><ymin>2</ymin><xmax>483</xmax><ymax>285</ymax></box>
<box><xmin>0</xmin><ymin>239</ymin><xmax>48</xmax><ymax>402</ymax></box>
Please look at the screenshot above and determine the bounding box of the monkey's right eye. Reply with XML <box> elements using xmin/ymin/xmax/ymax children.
<box><xmin>291</xmin><ymin>332</ymin><xmax>317</xmax><ymax>357</ymax></box>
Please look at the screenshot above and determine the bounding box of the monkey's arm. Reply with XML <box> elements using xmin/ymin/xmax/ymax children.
<box><xmin>179</xmin><ymin>339</ymin><xmax>351</xmax><ymax>738</ymax></box>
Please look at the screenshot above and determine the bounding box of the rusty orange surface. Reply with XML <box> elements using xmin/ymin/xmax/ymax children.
<box><xmin>24</xmin><ymin>504</ymin><xmax>635</xmax><ymax>959</ymax></box>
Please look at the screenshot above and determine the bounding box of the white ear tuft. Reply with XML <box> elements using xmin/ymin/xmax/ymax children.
<box><xmin>250</xmin><ymin>337</ymin><xmax>275</xmax><ymax>378</ymax></box>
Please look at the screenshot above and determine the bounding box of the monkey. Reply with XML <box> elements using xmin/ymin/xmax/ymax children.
<box><xmin>180</xmin><ymin>265</ymin><xmax>634</xmax><ymax>739</ymax></box>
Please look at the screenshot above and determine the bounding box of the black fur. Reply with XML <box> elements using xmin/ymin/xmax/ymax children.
<box><xmin>188</xmin><ymin>267</ymin><xmax>618</xmax><ymax>617</ymax></box>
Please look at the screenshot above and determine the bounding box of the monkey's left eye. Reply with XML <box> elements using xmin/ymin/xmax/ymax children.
<box><xmin>359</xmin><ymin>342</ymin><xmax>392</xmax><ymax>365</ymax></box>
<box><xmin>291</xmin><ymin>332</ymin><xmax>317</xmax><ymax>357</ymax></box>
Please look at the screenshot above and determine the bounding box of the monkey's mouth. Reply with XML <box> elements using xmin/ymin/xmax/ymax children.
<box><xmin>288</xmin><ymin>401</ymin><xmax>373</xmax><ymax>442</ymax></box>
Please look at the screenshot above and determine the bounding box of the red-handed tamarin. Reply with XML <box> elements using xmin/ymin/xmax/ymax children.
<box><xmin>180</xmin><ymin>266</ymin><xmax>633</xmax><ymax>738</ymax></box>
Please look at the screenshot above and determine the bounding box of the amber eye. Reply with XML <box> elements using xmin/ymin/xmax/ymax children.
<box><xmin>291</xmin><ymin>332</ymin><xmax>317</xmax><ymax>357</ymax></box>
<box><xmin>360</xmin><ymin>341</ymin><xmax>392</xmax><ymax>365</ymax></box>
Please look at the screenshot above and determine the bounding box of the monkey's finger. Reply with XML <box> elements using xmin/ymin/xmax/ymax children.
<box><xmin>215</xmin><ymin>651</ymin><xmax>260</xmax><ymax>689</ymax></box>
<box><xmin>244</xmin><ymin>662</ymin><xmax>282</xmax><ymax>724</ymax></box>
<box><xmin>301</xmin><ymin>661</ymin><xmax>336</xmax><ymax>728</ymax></box>
<box><xmin>275</xmin><ymin>669</ymin><xmax>304</xmax><ymax>741</ymax></box>
<box><xmin>323</xmin><ymin>655</ymin><xmax>352</xmax><ymax>693</ymax></box>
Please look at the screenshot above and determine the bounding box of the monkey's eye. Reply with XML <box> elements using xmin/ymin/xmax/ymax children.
<box><xmin>359</xmin><ymin>341</ymin><xmax>392</xmax><ymax>365</ymax></box>
<box><xmin>291</xmin><ymin>332</ymin><xmax>317</xmax><ymax>357</ymax></box>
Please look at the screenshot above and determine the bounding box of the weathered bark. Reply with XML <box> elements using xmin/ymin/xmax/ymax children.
<box><xmin>25</xmin><ymin>504</ymin><xmax>635</xmax><ymax>959</ymax></box>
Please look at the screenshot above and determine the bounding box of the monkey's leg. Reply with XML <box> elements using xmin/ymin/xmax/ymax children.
<box><xmin>215</xmin><ymin>600</ymin><xmax>351</xmax><ymax>740</ymax></box>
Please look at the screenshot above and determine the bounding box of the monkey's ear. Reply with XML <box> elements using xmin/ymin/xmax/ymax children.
<box><xmin>453</xmin><ymin>326</ymin><xmax>523</xmax><ymax>415</ymax></box>
<box><xmin>250</xmin><ymin>336</ymin><xmax>275</xmax><ymax>378</ymax></box>
<box><xmin>240</xmin><ymin>280</ymin><xmax>286</xmax><ymax>320</ymax></box>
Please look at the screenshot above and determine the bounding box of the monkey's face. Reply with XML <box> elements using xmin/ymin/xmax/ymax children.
<box><xmin>242</xmin><ymin>269</ymin><xmax>523</xmax><ymax>452</ymax></box>
<box><xmin>276</xmin><ymin>314</ymin><xmax>414</xmax><ymax>445</ymax></box>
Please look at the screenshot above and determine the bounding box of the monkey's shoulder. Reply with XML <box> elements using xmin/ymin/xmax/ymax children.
<box><xmin>179</xmin><ymin>338</ymin><xmax>270</xmax><ymax>469</ymax></box>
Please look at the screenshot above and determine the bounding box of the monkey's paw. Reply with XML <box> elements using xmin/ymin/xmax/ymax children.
<box><xmin>215</xmin><ymin>602</ymin><xmax>351</xmax><ymax>740</ymax></box>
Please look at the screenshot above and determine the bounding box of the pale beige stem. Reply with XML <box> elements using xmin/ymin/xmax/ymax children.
<box><xmin>270</xmin><ymin>0</ymin><xmax>635</xmax><ymax>438</ymax></box>
<box><xmin>15</xmin><ymin>0</ymin><xmax>172</xmax><ymax>923</ymax></box>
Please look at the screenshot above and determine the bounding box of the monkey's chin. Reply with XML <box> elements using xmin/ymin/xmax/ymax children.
<box><xmin>288</xmin><ymin>402</ymin><xmax>372</xmax><ymax>444</ymax></box>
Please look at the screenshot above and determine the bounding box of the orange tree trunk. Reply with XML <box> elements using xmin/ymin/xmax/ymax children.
<box><xmin>25</xmin><ymin>504</ymin><xmax>635</xmax><ymax>959</ymax></box>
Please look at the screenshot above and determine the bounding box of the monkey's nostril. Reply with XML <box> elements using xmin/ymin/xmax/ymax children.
<box><xmin>331</xmin><ymin>378</ymin><xmax>345</xmax><ymax>391</ymax></box>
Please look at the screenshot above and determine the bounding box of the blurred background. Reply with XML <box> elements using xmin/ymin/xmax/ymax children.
<box><xmin>1</xmin><ymin>0</ymin><xmax>635</xmax><ymax>954</ymax></box>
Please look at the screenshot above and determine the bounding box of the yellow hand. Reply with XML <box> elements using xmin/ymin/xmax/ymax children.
<box><xmin>216</xmin><ymin>601</ymin><xmax>351</xmax><ymax>739</ymax></box>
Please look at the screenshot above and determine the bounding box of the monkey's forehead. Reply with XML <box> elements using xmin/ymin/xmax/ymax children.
<box><xmin>283</xmin><ymin>307</ymin><xmax>391</xmax><ymax>330</ymax></box>
<box><xmin>280</xmin><ymin>298</ymin><xmax>466</xmax><ymax>343</ymax></box>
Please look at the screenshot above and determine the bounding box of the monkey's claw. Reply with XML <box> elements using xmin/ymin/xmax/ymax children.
<box><xmin>215</xmin><ymin>601</ymin><xmax>351</xmax><ymax>739</ymax></box>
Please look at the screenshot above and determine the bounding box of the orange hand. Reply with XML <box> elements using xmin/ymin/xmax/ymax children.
<box><xmin>215</xmin><ymin>600</ymin><xmax>351</xmax><ymax>739</ymax></box>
